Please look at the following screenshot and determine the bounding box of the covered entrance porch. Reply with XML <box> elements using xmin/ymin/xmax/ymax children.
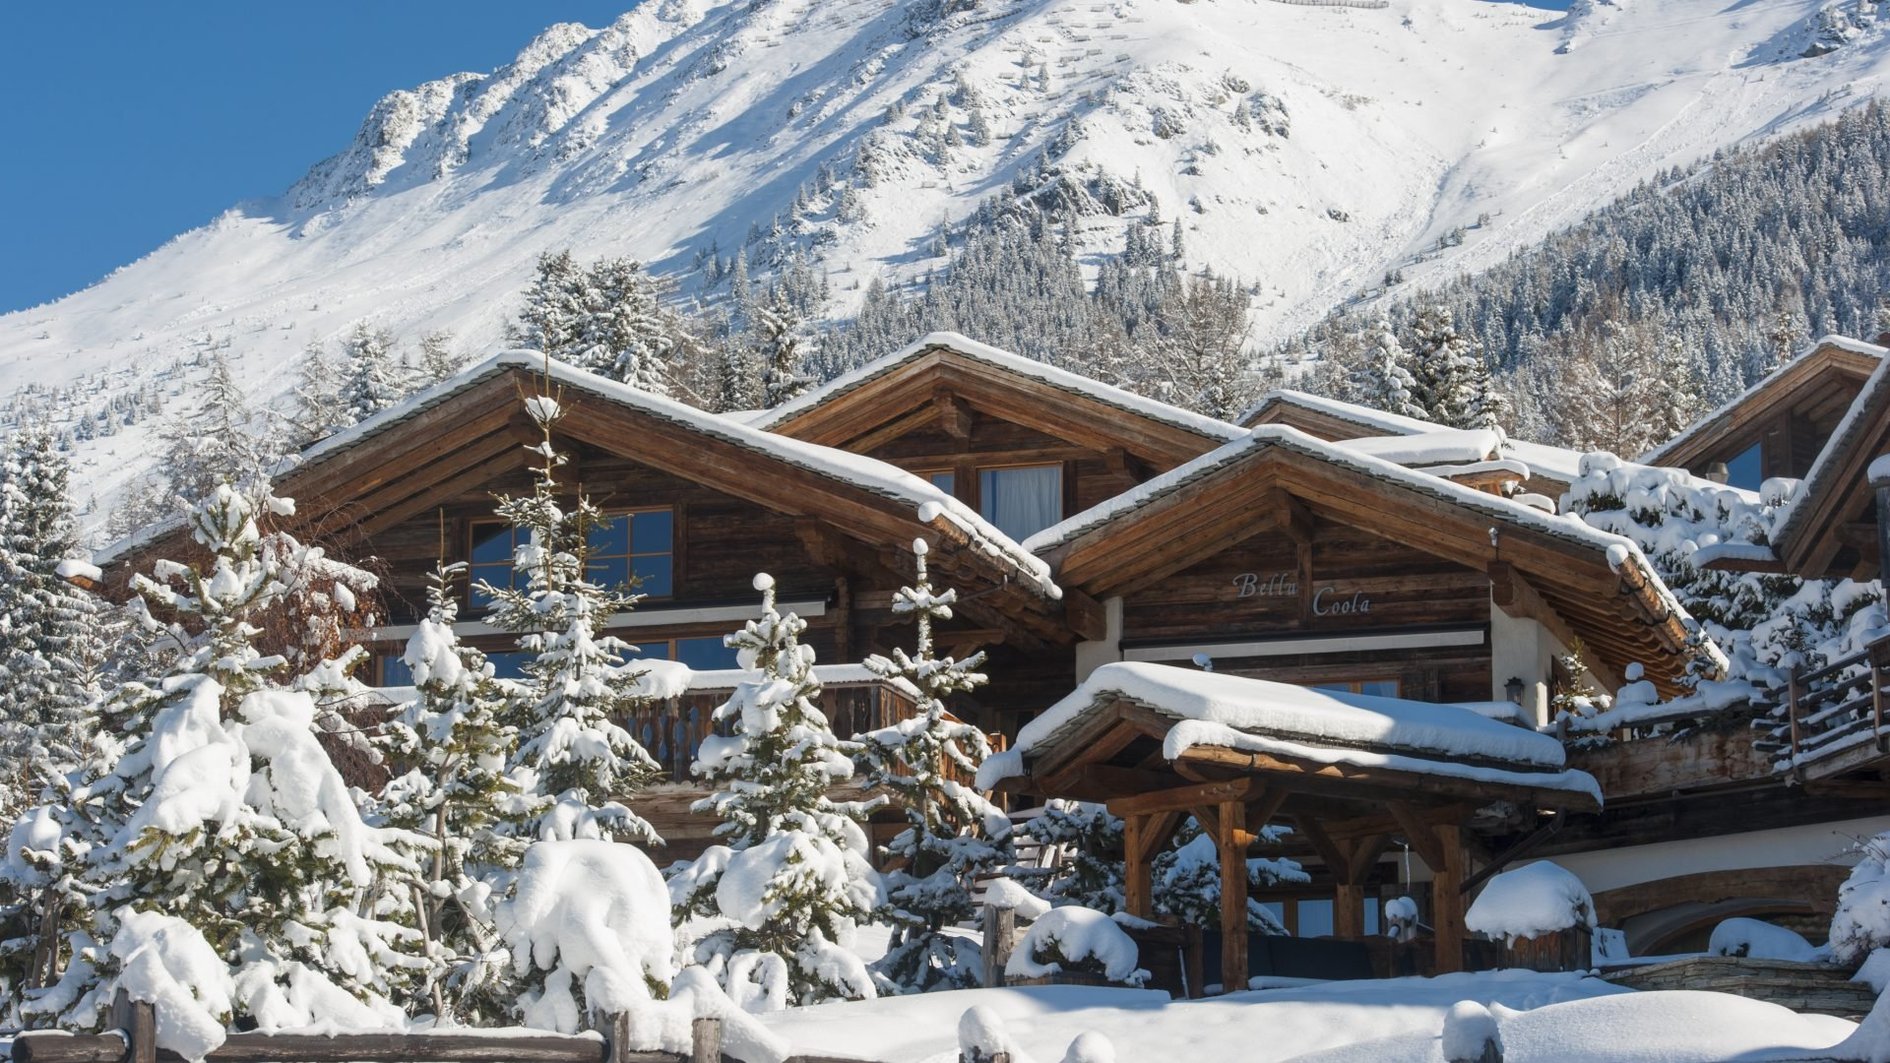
<box><xmin>982</xmin><ymin>662</ymin><xmax>1603</xmax><ymax>992</ymax></box>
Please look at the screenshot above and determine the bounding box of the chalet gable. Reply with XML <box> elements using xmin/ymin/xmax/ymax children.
<box><xmin>1238</xmin><ymin>388</ymin><xmax>1439</xmax><ymax>440</ymax></box>
<box><xmin>1641</xmin><ymin>335</ymin><xmax>1885</xmax><ymax>486</ymax></box>
<box><xmin>1028</xmin><ymin>426</ymin><xmax>1721</xmax><ymax>695</ymax></box>
<box><xmin>103</xmin><ymin>352</ymin><xmax>1096</xmax><ymax>648</ymax></box>
<box><xmin>1767</xmin><ymin>351</ymin><xmax>1890</xmax><ymax>580</ymax></box>
<box><xmin>755</xmin><ymin>332</ymin><xmax>1245</xmax><ymax>469</ymax></box>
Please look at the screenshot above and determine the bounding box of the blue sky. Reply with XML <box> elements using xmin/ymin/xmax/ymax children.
<box><xmin>0</xmin><ymin>3</ymin><xmax>635</xmax><ymax>315</ymax></box>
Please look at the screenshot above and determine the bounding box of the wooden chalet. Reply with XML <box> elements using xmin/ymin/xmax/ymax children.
<box><xmin>91</xmin><ymin>329</ymin><xmax>1883</xmax><ymax>985</ymax></box>
<box><xmin>1641</xmin><ymin>335</ymin><xmax>1885</xmax><ymax>490</ymax></box>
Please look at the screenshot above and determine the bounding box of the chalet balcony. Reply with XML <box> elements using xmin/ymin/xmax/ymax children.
<box><xmin>629</xmin><ymin>668</ymin><xmax>1005</xmax><ymax>789</ymax></box>
<box><xmin>1767</xmin><ymin>634</ymin><xmax>1890</xmax><ymax>788</ymax></box>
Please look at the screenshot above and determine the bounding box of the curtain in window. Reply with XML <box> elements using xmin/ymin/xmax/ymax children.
<box><xmin>980</xmin><ymin>465</ymin><xmax>1062</xmax><ymax>541</ymax></box>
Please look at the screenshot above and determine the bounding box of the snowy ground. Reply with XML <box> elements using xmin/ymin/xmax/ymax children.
<box><xmin>758</xmin><ymin>972</ymin><xmax>1859</xmax><ymax>1062</ymax></box>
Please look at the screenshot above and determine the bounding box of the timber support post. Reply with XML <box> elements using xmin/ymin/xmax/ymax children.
<box><xmin>1217</xmin><ymin>798</ymin><xmax>1249</xmax><ymax>994</ymax></box>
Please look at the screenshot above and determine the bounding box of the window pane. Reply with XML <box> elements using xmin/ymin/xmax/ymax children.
<box><xmin>1725</xmin><ymin>441</ymin><xmax>1764</xmax><ymax>491</ymax></box>
<box><xmin>378</xmin><ymin>653</ymin><xmax>414</xmax><ymax>687</ymax></box>
<box><xmin>633</xmin><ymin>557</ymin><xmax>673</xmax><ymax>598</ymax></box>
<box><xmin>488</xmin><ymin>650</ymin><xmax>532</xmax><ymax>680</ymax></box>
<box><xmin>928</xmin><ymin>471</ymin><xmax>955</xmax><ymax>494</ymax></box>
<box><xmin>587</xmin><ymin>556</ymin><xmax>630</xmax><ymax>590</ymax></box>
<box><xmin>978</xmin><ymin>464</ymin><xmax>1062</xmax><ymax>541</ymax></box>
<box><xmin>676</xmin><ymin>636</ymin><xmax>740</xmax><ymax>671</ymax></box>
<box><xmin>589</xmin><ymin>513</ymin><xmax>630</xmax><ymax>556</ymax></box>
<box><xmin>470</xmin><ymin>523</ymin><xmax>516</xmax><ymax>564</ymax></box>
<box><xmin>1299</xmin><ymin>898</ymin><xmax>1334</xmax><ymax>938</ymax></box>
<box><xmin>620</xmin><ymin>641</ymin><xmax>675</xmax><ymax>663</ymax></box>
<box><xmin>1357</xmin><ymin>679</ymin><xmax>1401</xmax><ymax>698</ymax></box>
<box><xmin>632</xmin><ymin>510</ymin><xmax>673</xmax><ymax>555</ymax></box>
<box><xmin>1364</xmin><ymin>900</ymin><xmax>1381</xmax><ymax>936</ymax></box>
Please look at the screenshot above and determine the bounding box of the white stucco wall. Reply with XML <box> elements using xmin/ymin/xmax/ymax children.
<box><xmin>1489</xmin><ymin>599</ymin><xmax>1558</xmax><ymax>726</ymax></box>
<box><xmin>1074</xmin><ymin>595</ymin><xmax>1124</xmax><ymax>681</ymax></box>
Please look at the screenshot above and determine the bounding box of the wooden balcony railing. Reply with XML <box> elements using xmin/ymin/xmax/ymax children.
<box><xmin>628</xmin><ymin>674</ymin><xmax>1007</xmax><ymax>792</ymax></box>
<box><xmin>1763</xmin><ymin>635</ymin><xmax>1890</xmax><ymax>775</ymax></box>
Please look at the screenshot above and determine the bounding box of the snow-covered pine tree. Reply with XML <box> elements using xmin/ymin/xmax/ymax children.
<box><xmin>1023</xmin><ymin>800</ymin><xmax>1125</xmax><ymax>912</ymax></box>
<box><xmin>477</xmin><ymin>391</ymin><xmax>662</xmax><ymax>846</ymax></box>
<box><xmin>337</xmin><ymin>323</ymin><xmax>408</xmax><ymax>427</ymax></box>
<box><xmin>853</xmin><ymin>539</ymin><xmax>1010</xmax><ymax>992</ymax></box>
<box><xmin>1151</xmin><ymin>819</ymin><xmax>1304</xmax><ymax>934</ymax></box>
<box><xmin>1351</xmin><ymin>317</ymin><xmax>1422</xmax><ymax>421</ymax></box>
<box><xmin>416</xmin><ymin>331</ymin><xmax>463</xmax><ymax>387</ymax></box>
<box><xmin>157</xmin><ymin>351</ymin><xmax>283</xmax><ymax>504</ymax></box>
<box><xmin>1124</xmin><ymin>270</ymin><xmax>1255</xmax><ymax>420</ymax></box>
<box><xmin>674</xmin><ymin>574</ymin><xmax>880</xmax><ymax>1008</ymax></box>
<box><xmin>509</xmin><ymin>251</ymin><xmax>589</xmax><ymax>363</ymax></box>
<box><xmin>377</xmin><ymin>562</ymin><xmax>523</xmax><ymax>1021</ymax></box>
<box><xmin>1405</xmin><ymin>305</ymin><xmax>1497</xmax><ymax>430</ymax></box>
<box><xmin>575</xmin><ymin>257</ymin><xmax>675</xmax><ymax>395</ymax></box>
<box><xmin>749</xmin><ymin>288</ymin><xmax>817</xmax><ymax>408</ymax></box>
<box><xmin>715</xmin><ymin>341</ymin><xmax>765</xmax><ymax>414</ymax></box>
<box><xmin>0</xmin><ymin>428</ymin><xmax>103</xmax><ymax>811</ymax></box>
<box><xmin>16</xmin><ymin>483</ymin><xmax>427</xmax><ymax>1033</ymax></box>
<box><xmin>290</xmin><ymin>339</ymin><xmax>346</xmax><ymax>444</ymax></box>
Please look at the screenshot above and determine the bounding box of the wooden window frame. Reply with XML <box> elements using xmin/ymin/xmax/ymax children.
<box><xmin>465</xmin><ymin>504</ymin><xmax>677</xmax><ymax>606</ymax></box>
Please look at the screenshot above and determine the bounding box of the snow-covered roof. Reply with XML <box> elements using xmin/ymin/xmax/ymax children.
<box><xmin>1022</xmin><ymin>424</ymin><xmax>1723</xmax><ymax>682</ymax></box>
<box><xmin>978</xmin><ymin>662</ymin><xmax>1602</xmax><ymax>804</ymax></box>
<box><xmin>1771</xmin><ymin>352</ymin><xmax>1890</xmax><ymax>556</ymax></box>
<box><xmin>1238</xmin><ymin>388</ymin><xmax>1442</xmax><ymax>436</ymax></box>
<box><xmin>751</xmin><ymin>331</ymin><xmax>1248</xmax><ymax>444</ymax></box>
<box><xmin>1341</xmin><ymin>429</ymin><xmax>1502</xmax><ymax>466</ymax></box>
<box><xmin>101</xmin><ymin>352</ymin><xmax>1060</xmax><ymax>599</ymax></box>
<box><xmin>1030</xmin><ymin>424</ymin><xmax>1661</xmax><ymax>583</ymax></box>
<box><xmin>1640</xmin><ymin>334</ymin><xmax>1886</xmax><ymax>467</ymax></box>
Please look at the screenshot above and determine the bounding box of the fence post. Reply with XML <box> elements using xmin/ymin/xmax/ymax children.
<box><xmin>982</xmin><ymin>905</ymin><xmax>1017</xmax><ymax>989</ymax></box>
<box><xmin>133</xmin><ymin>1001</ymin><xmax>157</xmax><ymax>1063</ymax></box>
<box><xmin>603</xmin><ymin>1011</ymin><xmax>635</xmax><ymax>1063</ymax></box>
<box><xmin>691</xmin><ymin>1016</ymin><xmax>723</xmax><ymax>1063</ymax></box>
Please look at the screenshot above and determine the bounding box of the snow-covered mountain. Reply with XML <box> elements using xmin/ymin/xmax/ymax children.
<box><xmin>7</xmin><ymin>0</ymin><xmax>1890</xmax><ymax>513</ymax></box>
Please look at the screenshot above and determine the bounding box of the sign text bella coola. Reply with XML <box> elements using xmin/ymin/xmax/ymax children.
<box><xmin>1231</xmin><ymin>571</ymin><xmax>1373</xmax><ymax>617</ymax></box>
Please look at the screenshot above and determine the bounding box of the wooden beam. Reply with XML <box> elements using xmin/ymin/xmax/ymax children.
<box><xmin>933</xmin><ymin>390</ymin><xmax>973</xmax><ymax>440</ymax></box>
<box><xmin>1218</xmin><ymin>799</ymin><xmax>1249</xmax><ymax>994</ymax></box>
<box><xmin>1178</xmin><ymin>744</ymin><xmax>1600</xmax><ymax>812</ymax></box>
<box><xmin>1106</xmin><ymin>776</ymin><xmax>1266</xmax><ymax>818</ymax></box>
<box><xmin>1387</xmin><ymin>802</ymin><xmax>1448</xmax><ymax>871</ymax></box>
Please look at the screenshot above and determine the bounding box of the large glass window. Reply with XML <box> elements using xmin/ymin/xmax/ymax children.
<box><xmin>468</xmin><ymin>508</ymin><xmax>674</xmax><ymax>608</ymax></box>
<box><xmin>1724</xmin><ymin>441</ymin><xmax>1764</xmax><ymax>491</ymax></box>
<box><xmin>468</xmin><ymin>523</ymin><xmax>529</xmax><ymax>609</ymax></box>
<box><xmin>586</xmin><ymin>508</ymin><xmax>674</xmax><ymax>598</ymax></box>
<box><xmin>673</xmin><ymin>635</ymin><xmax>741</xmax><ymax>671</ymax></box>
<box><xmin>978</xmin><ymin>464</ymin><xmax>1063</xmax><ymax>541</ymax></box>
<box><xmin>925</xmin><ymin>470</ymin><xmax>956</xmax><ymax>495</ymax></box>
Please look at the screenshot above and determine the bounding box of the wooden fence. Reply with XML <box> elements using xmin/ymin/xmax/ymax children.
<box><xmin>11</xmin><ymin>1000</ymin><xmax>867</xmax><ymax>1063</ymax></box>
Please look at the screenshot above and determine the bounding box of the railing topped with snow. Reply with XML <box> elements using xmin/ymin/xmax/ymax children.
<box><xmin>1766</xmin><ymin>635</ymin><xmax>1890</xmax><ymax>775</ymax></box>
<box><xmin>631</xmin><ymin>676</ymin><xmax>1005</xmax><ymax>791</ymax></box>
<box><xmin>12</xmin><ymin>998</ymin><xmax>871</xmax><ymax>1063</ymax></box>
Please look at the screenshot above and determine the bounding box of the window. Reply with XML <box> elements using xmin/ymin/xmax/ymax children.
<box><xmin>585</xmin><ymin>509</ymin><xmax>674</xmax><ymax>598</ymax></box>
<box><xmin>1312</xmin><ymin>678</ymin><xmax>1401</xmax><ymax>698</ymax></box>
<box><xmin>1724</xmin><ymin>441</ymin><xmax>1764</xmax><ymax>491</ymax></box>
<box><xmin>468</xmin><ymin>508</ymin><xmax>674</xmax><ymax>609</ymax></box>
<box><xmin>924</xmin><ymin>470</ymin><xmax>956</xmax><ymax>495</ymax></box>
<box><xmin>978</xmin><ymin>464</ymin><xmax>1063</xmax><ymax>540</ymax></box>
<box><xmin>376</xmin><ymin>653</ymin><xmax>415</xmax><ymax>688</ymax></box>
<box><xmin>468</xmin><ymin>522</ymin><xmax>529</xmax><ymax>609</ymax></box>
<box><xmin>673</xmin><ymin>636</ymin><xmax>741</xmax><ymax>671</ymax></box>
